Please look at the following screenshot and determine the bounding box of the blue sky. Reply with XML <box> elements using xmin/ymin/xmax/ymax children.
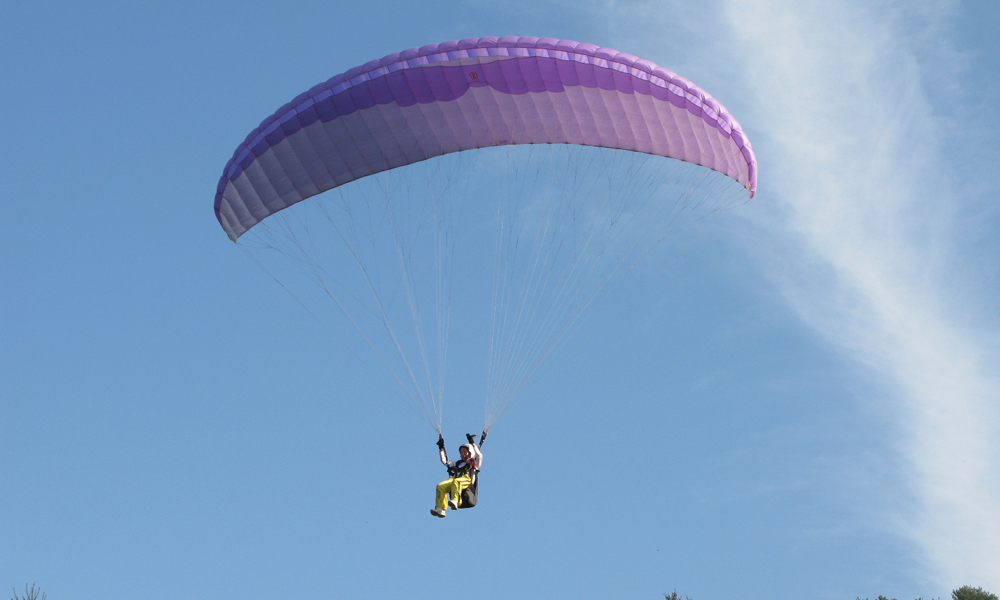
<box><xmin>3</xmin><ymin>1</ymin><xmax>998</xmax><ymax>599</ymax></box>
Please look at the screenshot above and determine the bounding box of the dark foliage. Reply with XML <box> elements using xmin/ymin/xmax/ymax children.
<box><xmin>953</xmin><ymin>586</ymin><xmax>999</xmax><ymax>600</ymax></box>
<box><xmin>854</xmin><ymin>586</ymin><xmax>997</xmax><ymax>600</ymax></box>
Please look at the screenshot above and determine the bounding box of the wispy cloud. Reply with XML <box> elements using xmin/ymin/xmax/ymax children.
<box><xmin>563</xmin><ymin>0</ymin><xmax>999</xmax><ymax>587</ymax></box>
<box><xmin>721</xmin><ymin>0</ymin><xmax>1000</xmax><ymax>589</ymax></box>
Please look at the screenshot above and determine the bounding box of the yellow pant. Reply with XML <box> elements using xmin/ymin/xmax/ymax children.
<box><xmin>435</xmin><ymin>476</ymin><xmax>472</xmax><ymax>511</ymax></box>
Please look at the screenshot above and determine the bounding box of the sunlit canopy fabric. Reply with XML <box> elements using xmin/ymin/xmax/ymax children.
<box><xmin>215</xmin><ymin>36</ymin><xmax>758</xmax><ymax>241</ymax></box>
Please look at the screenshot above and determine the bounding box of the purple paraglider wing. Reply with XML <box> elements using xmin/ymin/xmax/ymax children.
<box><xmin>215</xmin><ymin>36</ymin><xmax>757</xmax><ymax>241</ymax></box>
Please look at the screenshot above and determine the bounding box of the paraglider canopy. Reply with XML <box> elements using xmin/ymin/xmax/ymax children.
<box><xmin>215</xmin><ymin>36</ymin><xmax>756</xmax><ymax>242</ymax></box>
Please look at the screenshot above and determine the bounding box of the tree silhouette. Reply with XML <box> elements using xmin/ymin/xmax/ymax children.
<box><xmin>11</xmin><ymin>583</ymin><xmax>46</xmax><ymax>600</ymax></box>
<box><xmin>952</xmin><ymin>586</ymin><xmax>999</xmax><ymax>600</ymax></box>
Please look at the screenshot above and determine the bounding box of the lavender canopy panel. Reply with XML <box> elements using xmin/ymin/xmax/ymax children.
<box><xmin>215</xmin><ymin>36</ymin><xmax>758</xmax><ymax>240</ymax></box>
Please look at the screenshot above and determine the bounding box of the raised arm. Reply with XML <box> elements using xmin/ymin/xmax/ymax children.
<box><xmin>465</xmin><ymin>433</ymin><xmax>484</xmax><ymax>469</ymax></box>
<box><xmin>437</xmin><ymin>434</ymin><xmax>450</xmax><ymax>466</ymax></box>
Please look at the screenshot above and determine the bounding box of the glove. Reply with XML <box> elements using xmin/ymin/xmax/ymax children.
<box><xmin>466</xmin><ymin>433</ymin><xmax>476</xmax><ymax>444</ymax></box>
<box><xmin>436</xmin><ymin>435</ymin><xmax>445</xmax><ymax>450</ymax></box>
